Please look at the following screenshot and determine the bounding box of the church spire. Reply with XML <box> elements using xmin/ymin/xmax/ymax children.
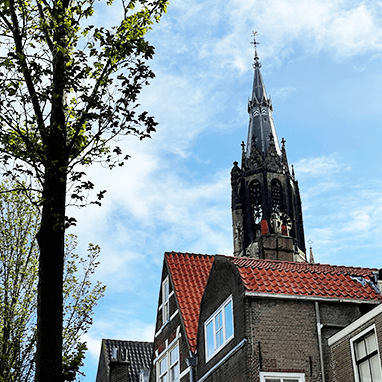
<box><xmin>231</xmin><ymin>34</ymin><xmax>306</xmax><ymax>262</ymax></box>
<box><xmin>246</xmin><ymin>33</ymin><xmax>280</xmax><ymax>158</ymax></box>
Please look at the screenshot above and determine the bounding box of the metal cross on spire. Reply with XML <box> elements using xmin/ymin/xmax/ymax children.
<box><xmin>251</xmin><ymin>31</ymin><xmax>261</xmax><ymax>68</ymax></box>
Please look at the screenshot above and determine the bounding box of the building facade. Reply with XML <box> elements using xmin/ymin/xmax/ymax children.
<box><xmin>329</xmin><ymin>303</ymin><xmax>382</xmax><ymax>382</ymax></box>
<box><xmin>149</xmin><ymin>252</ymin><xmax>382</xmax><ymax>382</ymax></box>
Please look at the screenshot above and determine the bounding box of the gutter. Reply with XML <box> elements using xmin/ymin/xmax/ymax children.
<box><xmin>244</xmin><ymin>291</ymin><xmax>380</xmax><ymax>305</ymax></box>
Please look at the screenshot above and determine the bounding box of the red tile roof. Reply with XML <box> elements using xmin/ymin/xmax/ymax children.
<box><xmin>229</xmin><ymin>257</ymin><xmax>381</xmax><ymax>300</ymax></box>
<box><xmin>165</xmin><ymin>252</ymin><xmax>381</xmax><ymax>353</ymax></box>
<box><xmin>165</xmin><ymin>252</ymin><xmax>214</xmax><ymax>353</ymax></box>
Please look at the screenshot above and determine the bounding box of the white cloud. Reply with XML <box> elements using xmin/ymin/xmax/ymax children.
<box><xmin>271</xmin><ymin>87</ymin><xmax>297</xmax><ymax>101</ymax></box>
<box><xmin>294</xmin><ymin>153</ymin><xmax>349</xmax><ymax>177</ymax></box>
<box><xmin>82</xmin><ymin>319</ymin><xmax>155</xmax><ymax>362</ymax></box>
<box><xmin>178</xmin><ymin>0</ymin><xmax>382</xmax><ymax>70</ymax></box>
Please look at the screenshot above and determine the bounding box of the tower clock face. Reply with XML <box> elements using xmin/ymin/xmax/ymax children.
<box><xmin>270</xmin><ymin>211</ymin><xmax>292</xmax><ymax>235</ymax></box>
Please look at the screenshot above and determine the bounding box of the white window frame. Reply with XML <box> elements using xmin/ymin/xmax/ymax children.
<box><xmin>156</xmin><ymin>342</ymin><xmax>179</xmax><ymax>382</ymax></box>
<box><xmin>259</xmin><ymin>371</ymin><xmax>305</xmax><ymax>382</ymax></box>
<box><xmin>204</xmin><ymin>295</ymin><xmax>234</xmax><ymax>362</ymax></box>
<box><xmin>162</xmin><ymin>277</ymin><xmax>170</xmax><ymax>324</ymax></box>
<box><xmin>350</xmin><ymin>324</ymin><xmax>382</xmax><ymax>382</ymax></box>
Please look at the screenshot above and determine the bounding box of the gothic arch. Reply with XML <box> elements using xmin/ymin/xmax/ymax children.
<box><xmin>249</xmin><ymin>180</ymin><xmax>262</xmax><ymax>224</ymax></box>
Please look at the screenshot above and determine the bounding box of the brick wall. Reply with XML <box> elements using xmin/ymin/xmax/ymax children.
<box><xmin>110</xmin><ymin>361</ymin><xmax>130</xmax><ymax>382</ymax></box>
<box><xmin>329</xmin><ymin>308</ymin><xmax>382</xmax><ymax>382</ymax></box>
<box><xmin>196</xmin><ymin>256</ymin><xmax>249</xmax><ymax>382</ymax></box>
<box><xmin>195</xmin><ymin>254</ymin><xmax>372</xmax><ymax>382</ymax></box>
<box><xmin>245</xmin><ymin>299</ymin><xmax>366</xmax><ymax>382</ymax></box>
<box><xmin>246</xmin><ymin>298</ymin><xmax>320</xmax><ymax>382</ymax></box>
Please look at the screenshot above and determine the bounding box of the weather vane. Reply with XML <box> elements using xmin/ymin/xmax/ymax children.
<box><xmin>251</xmin><ymin>31</ymin><xmax>261</xmax><ymax>68</ymax></box>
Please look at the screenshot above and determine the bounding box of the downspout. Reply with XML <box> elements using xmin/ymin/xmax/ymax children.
<box><xmin>186</xmin><ymin>351</ymin><xmax>198</xmax><ymax>382</ymax></box>
<box><xmin>315</xmin><ymin>301</ymin><xmax>325</xmax><ymax>382</ymax></box>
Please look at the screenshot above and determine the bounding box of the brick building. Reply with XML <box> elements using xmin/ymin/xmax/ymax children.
<box><xmin>96</xmin><ymin>339</ymin><xmax>152</xmax><ymax>382</ymax></box>
<box><xmin>329</xmin><ymin>303</ymin><xmax>382</xmax><ymax>382</ymax></box>
<box><xmin>149</xmin><ymin>252</ymin><xmax>382</xmax><ymax>382</ymax></box>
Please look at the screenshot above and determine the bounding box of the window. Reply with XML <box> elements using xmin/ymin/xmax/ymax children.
<box><xmin>205</xmin><ymin>296</ymin><xmax>234</xmax><ymax>361</ymax></box>
<box><xmin>260</xmin><ymin>372</ymin><xmax>305</xmax><ymax>382</ymax></box>
<box><xmin>162</xmin><ymin>277</ymin><xmax>169</xmax><ymax>324</ymax></box>
<box><xmin>250</xmin><ymin>180</ymin><xmax>262</xmax><ymax>224</ymax></box>
<box><xmin>157</xmin><ymin>343</ymin><xmax>179</xmax><ymax>382</ymax></box>
<box><xmin>271</xmin><ymin>179</ymin><xmax>282</xmax><ymax>211</ymax></box>
<box><xmin>352</xmin><ymin>328</ymin><xmax>382</xmax><ymax>382</ymax></box>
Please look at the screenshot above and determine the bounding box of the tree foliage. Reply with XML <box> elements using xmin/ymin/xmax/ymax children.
<box><xmin>0</xmin><ymin>183</ymin><xmax>106</xmax><ymax>382</ymax></box>
<box><xmin>0</xmin><ymin>0</ymin><xmax>166</xmax><ymax>380</ymax></box>
<box><xmin>0</xmin><ymin>0</ymin><xmax>165</xmax><ymax>198</ymax></box>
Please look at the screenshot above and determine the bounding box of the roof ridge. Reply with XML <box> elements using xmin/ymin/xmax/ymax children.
<box><xmin>103</xmin><ymin>339</ymin><xmax>153</xmax><ymax>344</ymax></box>
<box><xmin>165</xmin><ymin>251</ymin><xmax>215</xmax><ymax>258</ymax></box>
<box><xmin>229</xmin><ymin>256</ymin><xmax>377</xmax><ymax>272</ymax></box>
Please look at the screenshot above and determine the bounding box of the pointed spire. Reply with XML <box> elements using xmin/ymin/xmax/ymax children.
<box><xmin>246</xmin><ymin>33</ymin><xmax>281</xmax><ymax>158</ymax></box>
<box><xmin>308</xmin><ymin>240</ymin><xmax>315</xmax><ymax>264</ymax></box>
<box><xmin>252</xmin><ymin>31</ymin><xmax>261</xmax><ymax>69</ymax></box>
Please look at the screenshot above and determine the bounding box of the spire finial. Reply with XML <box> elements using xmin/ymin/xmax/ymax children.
<box><xmin>251</xmin><ymin>31</ymin><xmax>261</xmax><ymax>68</ymax></box>
<box><xmin>308</xmin><ymin>240</ymin><xmax>315</xmax><ymax>264</ymax></box>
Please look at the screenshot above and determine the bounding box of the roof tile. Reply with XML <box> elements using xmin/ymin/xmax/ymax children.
<box><xmin>165</xmin><ymin>252</ymin><xmax>214</xmax><ymax>353</ymax></box>
<box><xmin>165</xmin><ymin>252</ymin><xmax>381</xmax><ymax>354</ymax></box>
<box><xmin>229</xmin><ymin>257</ymin><xmax>381</xmax><ymax>301</ymax></box>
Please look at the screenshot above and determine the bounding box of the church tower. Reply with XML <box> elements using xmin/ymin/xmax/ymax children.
<box><xmin>231</xmin><ymin>35</ymin><xmax>306</xmax><ymax>262</ymax></box>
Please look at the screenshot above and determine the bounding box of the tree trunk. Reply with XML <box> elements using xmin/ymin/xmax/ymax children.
<box><xmin>35</xmin><ymin>23</ymin><xmax>68</xmax><ymax>377</ymax></box>
<box><xmin>35</xmin><ymin>162</ymin><xmax>66</xmax><ymax>381</ymax></box>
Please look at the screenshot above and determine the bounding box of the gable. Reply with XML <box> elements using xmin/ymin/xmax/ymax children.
<box><xmin>165</xmin><ymin>252</ymin><xmax>214</xmax><ymax>352</ymax></box>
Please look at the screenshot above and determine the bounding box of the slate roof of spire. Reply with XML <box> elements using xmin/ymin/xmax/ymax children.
<box><xmin>246</xmin><ymin>50</ymin><xmax>281</xmax><ymax>157</ymax></box>
<box><xmin>165</xmin><ymin>252</ymin><xmax>381</xmax><ymax>353</ymax></box>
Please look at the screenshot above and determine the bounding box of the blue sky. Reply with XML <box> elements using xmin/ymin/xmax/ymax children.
<box><xmin>72</xmin><ymin>0</ymin><xmax>382</xmax><ymax>379</ymax></box>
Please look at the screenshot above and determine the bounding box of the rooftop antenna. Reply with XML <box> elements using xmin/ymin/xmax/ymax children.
<box><xmin>251</xmin><ymin>31</ymin><xmax>261</xmax><ymax>68</ymax></box>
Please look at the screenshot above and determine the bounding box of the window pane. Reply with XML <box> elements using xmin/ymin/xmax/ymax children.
<box><xmin>216</xmin><ymin>327</ymin><xmax>223</xmax><ymax>348</ymax></box>
<box><xmin>164</xmin><ymin>281</ymin><xmax>169</xmax><ymax>301</ymax></box>
<box><xmin>224</xmin><ymin>301</ymin><xmax>233</xmax><ymax>340</ymax></box>
<box><xmin>359</xmin><ymin>360</ymin><xmax>372</xmax><ymax>382</ymax></box>
<box><xmin>206</xmin><ymin>321</ymin><xmax>214</xmax><ymax>357</ymax></box>
<box><xmin>170</xmin><ymin>364</ymin><xmax>179</xmax><ymax>382</ymax></box>
<box><xmin>284</xmin><ymin>380</ymin><xmax>299</xmax><ymax>382</ymax></box>
<box><xmin>215</xmin><ymin>311</ymin><xmax>223</xmax><ymax>348</ymax></box>
<box><xmin>170</xmin><ymin>345</ymin><xmax>178</xmax><ymax>365</ymax></box>
<box><xmin>370</xmin><ymin>354</ymin><xmax>382</xmax><ymax>380</ymax></box>
<box><xmin>160</xmin><ymin>355</ymin><xmax>167</xmax><ymax>374</ymax></box>
<box><xmin>365</xmin><ymin>333</ymin><xmax>378</xmax><ymax>354</ymax></box>
<box><xmin>215</xmin><ymin>311</ymin><xmax>222</xmax><ymax>331</ymax></box>
<box><xmin>265</xmin><ymin>379</ymin><xmax>281</xmax><ymax>382</ymax></box>
<box><xmin>356</xmin><ymin>339</ymin><xmax>367</xmax><ymax>361</ymax></box>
